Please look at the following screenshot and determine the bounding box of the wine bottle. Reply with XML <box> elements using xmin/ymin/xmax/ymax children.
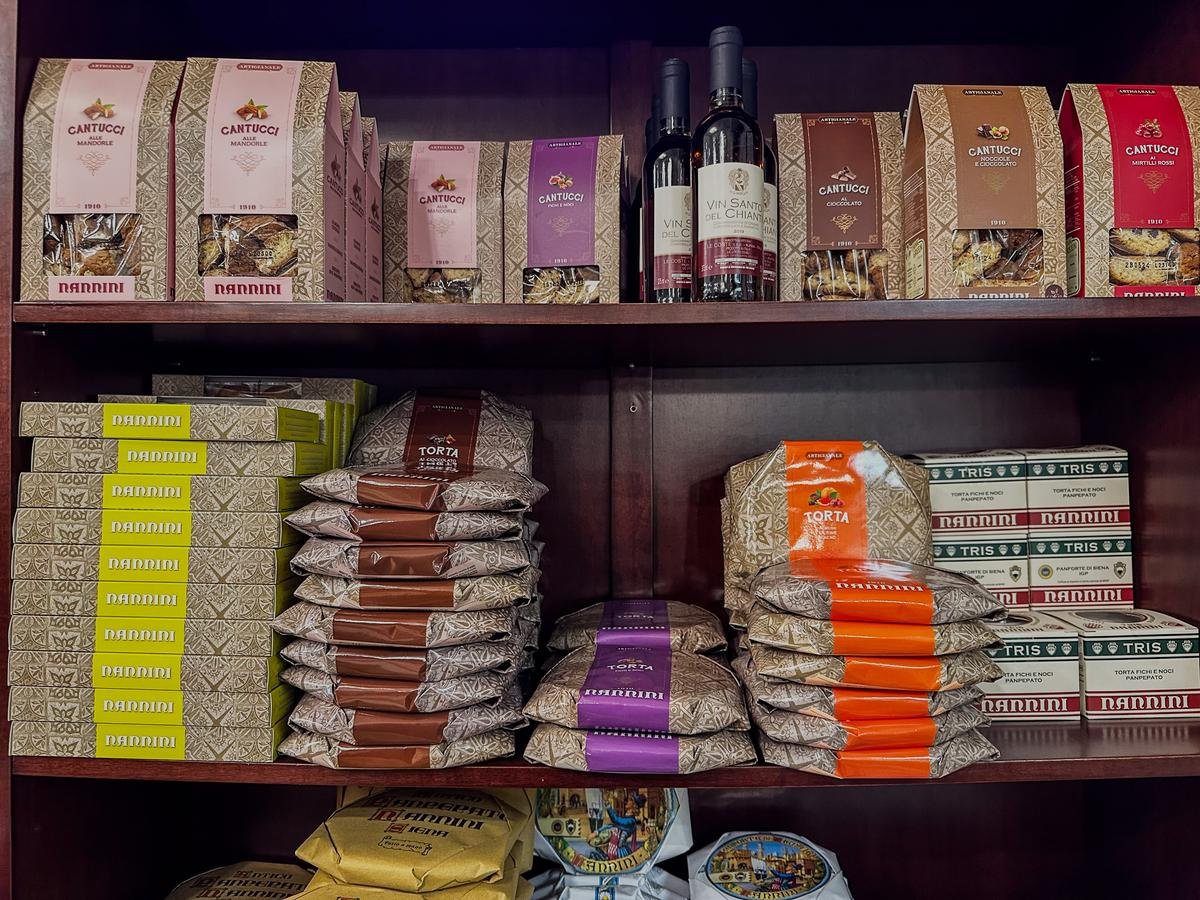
<box><xmin>634</xmin><ymin>98</ymin><xmax>661</xmax><ymax>302</ymax></box>
<box><xmin>643</xmin><ymin>58</ymin><xmax>692</xmax><ymax>303</ymax></box>
<box><xmin>743</xmin><ymin>58</ymin><xmax>778</xmax><ymax>300</ymax></box>
<box><xmin>691</xmin><ymin>25</ymin><xmax>765</xmax><ymax>302</ymax></box>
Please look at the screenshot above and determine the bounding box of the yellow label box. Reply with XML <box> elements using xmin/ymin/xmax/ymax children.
<box><xmin>99</xmin><ymin>546</ymin><xmax>190</xmax><ymax>582</ymax></box>
<box><xmin>96</xmin><ymin>723</ymin><xmax>187</xmax><ymax>760</ymax></box>
<box><xmin>115</xmin><ymin>440</ymin><xmax>209</xmax><ymax>475</ymax></box>
<box><xmin>100</xmin><ymin>510</ymin><xmax>194</xmax><ymax>546</ymax></box>
<box><xmin>102</xmin><ymin>403</ymin><xmax>193</xmax><ymax>440</ymax></box>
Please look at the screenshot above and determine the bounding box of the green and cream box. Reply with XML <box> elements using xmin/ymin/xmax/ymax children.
<box><xmin>11</xmin><ymin>543</ymin><xmax>294</xmax><ymax>584</ymax></box>
<box><xmin>9</xmin><ymin>719</ymin><xmax>286</xmax><ymax>762</ymax></box>
<box><xmin>9</xmin><ymin>614</ymin><xmax>282</xmax><ymax>656</ymax></box>
<box><xmin>1023</xmin><ymin>446</ymin><xmax>1130</xmax><ymax>531</ymax></box>
<box><xmin>932</xmin><ymin>530</ymin><xmax>1030</xmax><ymax>608</ymax></box>
<box><xmin>13</xmin><ymin>508</ymin><xmax>298</xmax><ymax>549</ymax></box>
<box><xmin>980</xmin><ymin>610</ymin><xmax>1080</xmax><ymax>721</ymax></box>
<box><xmin>910</xmin><ymin>449</ymin><xmax>1029</xmax><ymax>533</ymax></box>
<box><xmin>10</xmin><ymin>579</ymin><xmax>296</xmax><ymax>619</ymax></box>
<box><xmin>9</xmin><ymin>683</ymin><xmax>294</xmax><ymax>728</ymax></box>
<box><xmin>1028</xmin><ymin>529</ymin><xmax>1134</xmax><ymax>609</ymax></box>
<box><xmin>1050</xmin><ymin>609</ymin><xmax>1200</xmax><ymax>720</ymax></box>
<box><xmin>31</xmin><ymin>438</ymin><xmax>328</xmax><ymax>477</ymax></box>
<box><xmin>19</xmin><ymin>401</ymin><xmax>320</xmax><ymax>443</ymax></box>
<box><xmin>18</xmin><ymin>472</ymin><xmax>306</xmax><ymax>512</ymax></box>
<box><xmin>7</xmin><ymin>650</ymin><xmax>282</xmax><ymax>692</ymax></box>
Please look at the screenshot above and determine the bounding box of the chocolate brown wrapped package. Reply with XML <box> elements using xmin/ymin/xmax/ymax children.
<box><xmin>283</xmin><ymin>665</ymin><xmax>515</xmax><ymax>713</ymax></box>
<box><xmin>287</xmin><ymin>501</ymin><xmax>524</xmax><ymax>542</ymax></box>
<box><xmin>752</xmin><ymin>559</ymin><xmax>1004</xmax><ymax>624</ymax></box>
<box><xmin>748</xmin><ymin>642</ymin><xmax>1003</xmax><ymax>691</ymax></box>
<box><xmin>290</xmin><ymin>537</ymin><xmax>536</xmax><ymax>580</ymax></box>
<box><xmin>750</xmin><ymin>698</ymin><xmax>988</xmax><ymax>749</ymax></box>
<box><xmin>295</xmin><ymin>571</ymin><xmax>537</xmax><ymax>611</ymax></box>
<box><xmin>760</xmin><ymin>729</ymin><xmax>999</xmax><ymax>778</ymax></box>
<box><xmin>382</xmin><ymin>141</ymin><xmax>505</xmax><ymax>303</ymax></box>
<box><xmin>303</xmin><ymin>466</ymin><xmax>546</xmax><ymax>512</ymax></box>
<box><xmin>723</xmin><ymin>441</ymin><xmax>931</xmax><ymax>612</ymax></box>
<box><xmin>273</xmin><ymin>601</ymin><xmax>516</xmax><ymax>649</ymax></box>
<box><xmin>504</xmin><ymin>137</ymin><xmax>623</xmax><ymax>304</ymax></box>
<box><xmin>349</xmin><ymin>392</ymin><xmax>535</xmax><ymax>476</ymax></box>
<box><xmin>289</xmin><ymin>686</ymin><xmax>525</xmax><ymax>745</ymax></box>
<box><xmin>745</xmin><ymin>605</ymin><xmax>1000</xmax><ymax>656</ymax></box>
<box><xmin>547</xmin><ymin>600</ymin><xmax>726</xmax><ymax>654</ymax></box>
<box><xmin>281</xmin><ymin>636</ymin><xmax>522</xmax><ymax>681</ymax></box>
<box><xmin>22</xmin><ymin>59</ymin><xmax>183</xmax><ymax>301</ymax></box>
<box><xmin>523</xmin><ymin>645</ymin><xmax>749</xmax><ymax>733</ymax></box>
<box><xmin>524</xmin><ymin>723</ymin><xmax>756</xmax><ymax>773</ymax></box>
<box><xmin>284</xmin><ymin>727</ymin><xmax>516</xmax><ymax>770</ymax></box>
<box><xmin>732</xmin><ymin>654</ymin><xmax>984</xmax><ymax>720</ymax></box>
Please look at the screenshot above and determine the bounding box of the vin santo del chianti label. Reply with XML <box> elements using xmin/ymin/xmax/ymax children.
<box><xmin>652</xmin><ymin>184</ymin><xmax>692</xmax><ymax>289</ymax></box>
<box><xmin>696</xmin><ymin>162</ymin><xmax>764</xmax><ymax>277</ymax></box>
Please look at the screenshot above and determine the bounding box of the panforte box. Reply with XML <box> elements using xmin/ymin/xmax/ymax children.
<box><xmin>175</xmin><ymin>58</ymin><xmax>345</xmax><ymax>302</ymax></box>
<box><xmin>1060</xmin><ymin>84</ymin><xmax>1200</xmax><ymax>297</ymax></box>
<box><xmin>9</xmin><ymin>683</ymin><xmax>294</xmax><ymax>728</ymax></box>
<box><xmin>7</xmin><ymin>649</ymin><xmax>282</xmax><ymax>692</ymax></box>
<box><xmin>1023</xmin><ymin>446</ymin><xmax>1130</xmax><ymax>531</ymax></box>
<box><xmin>10</xmin><ymin>578</ymin><xmax>296</xmax><ymax>619</ymax></box>
<box><xmin>980</xmin><ymin>610</ymin><xmax>1080</xmax><ymax>720</ymax></box>
<box><xmin>383</xmin><ymin>140</ymin><xmax>505</xmax><ymax>303</ymax></box>
<box><xmin>932</xmin><ymin>530</ymin><xmax>1029</xmax><ymax>608</ymax></box>
<box><xmin>1028</xmin><ymin>531</ymin><xmax>1134</xmax><ymax>609</ymax></box>
<box><xmin>504</xmin><ymin>135</ymin><xmax>624</xmax><ymax>303</ymax></box>
<box><xmin>13</xmin><ymin>507</ymin><xmax>297</xmax><ymax>548</ymax></box>
<box><xmin>10</xmin><ymin>614</ymin><xmax>281</xmax><ymax>656</ymax></box>
<box><xmin>911</xmin><ymin>449</ymin><xmax>1029</xmax><ymax>533</ymax></box>
<box><xmin>21</xmin><ymin>59</ymin><xmax>184</xmax><ymax>302</ymax></box>
<box><xmin>338</xmin><ymin>91</ymin><xmax>367</xmax><ymax>301</ymax></box>
<box><xmin>11</xmin><ymin>543</ymin><xmax>294</xmax><ymax>585</ymax></box>
<box><xmin>31</xmin><ymin>437</ymin><xmax>329</xmax><ymax>477</ymax></box>
<box><xmin>775</xmin><ymin>112</ymin><xmax>902</xmax><ymax>300</ymax></box>
<box><xmin>362</xmin><ymin>116</ymin><xmax>383</xmax><ymax>302</ymax></box>
<box><xmin>18</xmin><ymin>472</ymin><xmax>305</xmax><ymax>512</ymax></box>
<box><xmin>9</xmin><ymin>719</ymin><xmax>286</xmax><ymax>762</ymax></box>
<box><xmin>902</xmin><ymin>84</ymin><xmax>1066</xmax><ymax>299</ymax></box>
<box><xmin>19</xmin><ymin>400</ymin><xmax>320</xmax><ymax>443</ymax></box>
<box><xmin>1050</xmin><ymin>609</ymin><xmax>1200</xmax><ymax>720</ymax></box>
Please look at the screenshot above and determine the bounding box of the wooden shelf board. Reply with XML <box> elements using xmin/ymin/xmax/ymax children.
<box><xmin>13</xmin><ymin>297</ymin><xmax>1200</xmax><ymax>326</ymax></box>
<box><xmin>12</xmin><ymin>721</ymin><xmax>1200</xmax><ymax>787</ymax></box>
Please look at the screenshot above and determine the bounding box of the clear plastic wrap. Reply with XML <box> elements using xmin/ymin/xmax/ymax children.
<box><xmin>1109</xmin><ymin>227</ymin><xmax>1200</xmax><ymax>286</ymax></box>
<box><xmin>197</xmin><ymin>213</ymin><xmax>298</xmax><ymax>277</ymax></box>
<box><xmin>522</xmin><ymin>265</ymin><xmax>602</xmax><ymax>303</ymax></box>
<box><xmin>951</xmin><ymin>228</ymin><xmax>1043</xmax><ymax>288</ymax></box>
<box><xmin>42</xmin><ymin>213</ymin><xmax>142</xmax><ymax>276</ymax></box>
<box><xmin>802</xmin><ymin>249</ymin><xmax>889</xmax><ymax>299</ymax></box>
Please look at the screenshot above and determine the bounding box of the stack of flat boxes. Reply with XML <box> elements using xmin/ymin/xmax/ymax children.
<box><xmin>7</xmin><ymin>395</ymin><xmax>340</xmax><ymax>762</ymax></box>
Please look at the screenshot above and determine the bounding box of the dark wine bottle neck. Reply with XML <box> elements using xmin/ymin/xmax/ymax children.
<box><xmin>710</xmin><ymin>88</ymin><xmax>743</xmax><ymax>110</ymax></box>
<box><xmin>660</xmin><ymin>116</ymin><xmax>689</xmax><ymax>136</ymax></box>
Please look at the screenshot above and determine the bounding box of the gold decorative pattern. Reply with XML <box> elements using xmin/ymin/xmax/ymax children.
<box><xmin>10</xmin><ymin>578</ymin><xmax>294</xmax><ymax>619</ymax></box>
<box><xmin>877</xmin><ymin>112</ymin><xmax>904</xmax><ymax>298</ymax></box>
<box><xmin>9</xmin><ymin>684</ymin><xmax>293</xmax><ymax>728</ymax></box>
<box><xmin>10</xmin><ymin>614</ymin><xmax>280</xmax><ymax>656</ymax></box>
<box><xmin>7</xmin><ymin>649</ymin><xmax>278</xmax><ymax>692</ymax></box>
<box><xmin>12</xmin><ymin>507</ymin><xmax>294</xmax><ymax>549</ymax></box>
<box><xmin>21</xmin><ymin>59</ymin><xmax>182</xmax><ymax>301</ymax></box>
<box><xmin>1021</xmin><ymin>85</ymin><xmax>1067</xmax><ymax>295</ymax></box>
<box><xmin>1070</xmin><ymin>84</ymin><xmax>1117</xmax><ymax>297</ymax></box>
<box><xmin>9</xmin><ymin>720</ymin><xmax>281</xmax><ymax>762</ymax></box>
<box><xmin>11</xmin><ymin>543</ymin><xmax>291</xmax><ymax>584</ymax></box>
<box><xmin>775</xmin><ymin>113</ymin><xmax>808</xmax><ymax>298</ymax></box>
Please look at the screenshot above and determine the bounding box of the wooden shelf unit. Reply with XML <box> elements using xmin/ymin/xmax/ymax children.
<box><xmin>6</xmin><ymin>4</ymin><xmax>1200</xmax><ymax>898</ymax></box>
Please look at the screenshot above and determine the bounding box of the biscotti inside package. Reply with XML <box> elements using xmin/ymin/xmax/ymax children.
<box><xmin>383</xmin><ymin>141</ymin><xmax>504</xmax><ymax>302</ymax></box>
<box><xmin>21</xmin><ymin>59</ymin><xmax>183</xmax><ymax>301</ymax></box>
<box><xmin>175</xmin><ymin>58</ymin><xmax>346</xmax><ymax>301</ymax></box>
<box><xmin>902</xmin><ymin>85</ymin><xmax>1066</xmax><ymax>298</ymax></box>
<box><xmin>775</xmin><ymin>112</ymin><xmax>902</xmax><ymax>299</ymax></box>
<box><xmin>295</xmin><ymin>787</ymin><xmax>532</xmax><ymax>892</ymax></box>
<box><xmin>1060</xmin><ymin>84</ymin><xmax>1200</xmax><ymax>296</ymax></box>
<box><xmin>688</xmin><ymin>832</ymin><xmax>852</xmax><ymax>900</ymax></box>
<box><xmin>504</xmin><ymin>136</ymin><xmax>624</xmax><ymax>303</ymax></box>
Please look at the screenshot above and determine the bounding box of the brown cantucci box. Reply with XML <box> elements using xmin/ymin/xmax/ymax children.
<box><xmin>775</xmin><ymin>112</ymin><xmax>903</xmax><ymax>300</ymax></box>
<box><xmin>21</xmin><ymin>58</ymin><xmax>184</xmax><ymax>301</ymax></box>
<box><xmin>339</xmin><ymin>91</ymin><xmax>368</xmax><ymax>301</ymax></box>
<box><xmin>382</xmin><ymin>140</ymin><xmax>505</xmax><ymax>302</ymax></box>
<box><xmin>504</xmin><ymin>136</ymin><xmax>624</xmax><ymax>303</ymax></box>
<box><xmin>175</xmin><ymin>58</ymin><xmax>346</xmax><ymax>301</ymax></box>
<box><xmin>362</xmin><ymin>116</ymin><xmax>383</xmax><ymax>302</ymax></box>
<box><xmin>902</xmin><ymin>85</ymin><xmax>1066</xmax><ymax>299</ymax></box>
<box><xmin>1060</xmin><ymin>84</ymin><xmax>1200</xmax><ymax>297</ymax></box>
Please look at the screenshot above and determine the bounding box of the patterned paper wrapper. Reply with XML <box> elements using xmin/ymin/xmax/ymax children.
<box><xmin>524</xmin><ymin>723</ymin><xmax>756</xmax><ymax>773</ymax></box>
<box><xmin>744</xmin><ymin>605</ymin><xmax>1001</xmax><ymax>656</ymax></box>
<box><xmin>760</xmin><ymin>728</ymin><xmax>999</xmax><ymax>778</ymax></box>
<box><xmin>547</xmin><ymin>599</ymin><xmax>726</xmax><ymax>654</ymax></box>
<box><xmin>282</xmin><ymin>664</ymin><xmax>517</xmax><ymax>714</ymax></box>
<box><xmin>293</xmin><ymin>571</ymin><xmax>537</xmax><ymax>612</ymax></box>
<box><xmin>280</xmin><ymin>636</ymin><xmax>523</xmax><ymax>682</ymax></box>
<box><xmin>750</xmin><ymin>695</ymin><xmax>988</xmax><ymax>749</ymax></box>
<box><xmin>748</xmin><ymin>642</ymin><xmax>1003</xmax><ymax>692</ymax></box>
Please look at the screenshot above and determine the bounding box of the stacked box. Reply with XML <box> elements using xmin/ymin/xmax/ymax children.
<box><xmin>911</xmin><ymin>451</ymin><xmax>1030</xmax><ymax>609</ymax></box>
<box><xmin>1050</xmin><ymin>609</ymin><xmax>1200</xmax><ymax>720</ymax></box>
<box><xmin>1025</xmin><ymin>446</ymin><xmax>1133</xmax><ymax>611</ymax></box>
<box><xmin>979</xmin><ymin>611</ymin><xmax>1081</xmax><ymax>721</ymax></box>
<box><xmin>8</xmin><ymin>398</ymin><xmax>330</xmax><ymax>762</ymax></box>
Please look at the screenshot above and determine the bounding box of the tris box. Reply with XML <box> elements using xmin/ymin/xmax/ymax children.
<box><xmin>910</xmin><ymin>449</ymin><xmax>1028</xmax><ymax>533</ymax></box>
<box><xmin>1023</xmin><ymin>446</ymin><xmax>1130</xmax><ymax>531</ymax></box>
<box><xmin>980</xmin><ymin>610</ymin><xmax>1080</xmax><ymax>721</ymax></box>
<box><xmin>1028</xmin><ymin>530</ymin><xmax>1134</xmax><ymax>609</ymax></box>
<box><xmin>1050</xmin><ymin>609</ymin><xmax>1200</xmax><ymax>720</ymax></box>
<box><xmin>932</xmin><ymin>530</ymin><xmax>1029</xmax><ymax>608</ymax></box>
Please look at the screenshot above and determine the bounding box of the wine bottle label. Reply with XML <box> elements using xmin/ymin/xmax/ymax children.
<box><xmin>653</xmin><ymin>184</ymin><xmax>693</xmax><ymax>289</ymax></box>
<box><xmin>697</xmin><ymin>162</ymin><xmax>765</xmax><ymax>277</ymax></box>
<box><xmin>763</xmin><ymin>181</ymin><xmax>779</xmax><ymax>285</ymax></box>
